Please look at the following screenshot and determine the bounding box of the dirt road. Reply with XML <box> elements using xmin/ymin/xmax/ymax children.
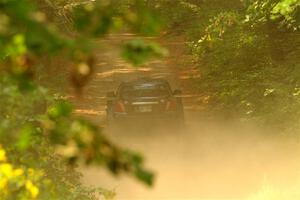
<box><xmin>70</xmin><ymin>34</ymin><xmax>300</xmax><ymax>200</ymax></box>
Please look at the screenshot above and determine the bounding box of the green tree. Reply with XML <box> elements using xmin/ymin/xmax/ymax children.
<box><xmin>153</xmin><ymin>0</ymin><xmax>300</xmax><ymax>131</ymax></box>
<box><xmin>0</xmin><ymin>0</ymin><xmax>166</xmax><ymax>199</ymax></box>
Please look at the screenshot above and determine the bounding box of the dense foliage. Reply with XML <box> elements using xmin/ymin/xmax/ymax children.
<box><xmin>0</xmin><ymin>0</ymin><xmax>166</xmax><ymax>199</ymax></box>
<box><xmin>152</xmin><ymin>0</ymin><xmax>300</xmax><ymax>131</ymax></box>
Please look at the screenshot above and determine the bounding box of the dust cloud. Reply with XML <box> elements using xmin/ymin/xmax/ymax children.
<box><xmin>81</xmin><ymin>113</ymin><xmax>300</xmax><ymax>200</ymax></box>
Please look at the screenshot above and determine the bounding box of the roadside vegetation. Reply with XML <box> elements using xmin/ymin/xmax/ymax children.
<box><xmin>0</xmin><ymin>0</ymin><xmax>165</xmax><ymax>199</ymax></box>
<box><xmin>152</xmin><ymin>0</ymin><xmax>300</xmax><ymax>132</ymax></box>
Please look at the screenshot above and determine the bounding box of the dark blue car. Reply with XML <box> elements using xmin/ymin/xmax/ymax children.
<box><xmin>106</xmin><ymin>78</ymin><xmax>184</xmax><ymax>127</ymax></box>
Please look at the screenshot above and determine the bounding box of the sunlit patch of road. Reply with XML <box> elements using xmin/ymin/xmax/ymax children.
<box><xmin>96</xmin><ymin>67</ymin><xmax>153</xmax><ymax>78</ymax></box>
<box><xmin>74</xmin><ymin>109</ymin><xmax>104</xmax><ymax>116</ymax></box>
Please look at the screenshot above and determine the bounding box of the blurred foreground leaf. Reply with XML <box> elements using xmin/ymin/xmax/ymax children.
<box><xmin>122</xmin><ymin>39</ymin><xmax>168</xmax><ymax>66</ymax></box>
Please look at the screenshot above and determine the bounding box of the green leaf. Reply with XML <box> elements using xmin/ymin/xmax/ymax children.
<box><xmin>135</xmin><ymin>168</ymin><xmax>155</xmax><ymax>186</ymax></box>
<box><xmin>47</xmin><ymin>101</ymin><xmax>73</xmax><ymax>119</ymax></box>
<box><xmin>5</xmin><ymin>34</ymin><xmax>27</xmax><ymax>57</ymax></box>
<box><xmin>17</xmin><ymin>124</ymin><xmax>36</xmax><ymax>150</ymax></box>
<box><xmin>122</xmin><ymin>39</ymin><xmax>168</xmax><ymax>66</ymax></box>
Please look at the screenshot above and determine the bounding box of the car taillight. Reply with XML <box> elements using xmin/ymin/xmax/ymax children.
<box><xmin>166</xmin><ymin>99</ymin><xmax>177</xmax><ymax>111</ymax></box>
<box><xmin>114</xmin><ymin>101</ymin><xmax>126</xmax><ymax>113</ymax></box>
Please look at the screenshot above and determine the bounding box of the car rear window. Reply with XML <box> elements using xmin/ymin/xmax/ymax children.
<box><xmin>120</xmin><ymin>83</ymin><xmax>171</xmax><ymax>98</ymax></box>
